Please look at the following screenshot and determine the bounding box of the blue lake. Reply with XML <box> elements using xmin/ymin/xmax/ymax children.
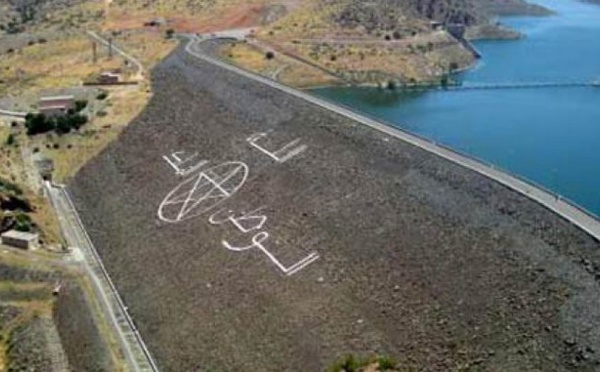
<box><xmin>313</xmin><ymin>0</ymin><xmax>600</xmax><ymax>216</ymax></box>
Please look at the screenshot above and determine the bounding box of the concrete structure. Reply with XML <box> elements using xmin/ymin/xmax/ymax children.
<box><xmin>186</xmin><ymin>36</ymin><xmax>600</xmax><ymax>241</ymax></box>
<box><xmin>98</xmin><ymin>71</ymin><xmax>122</xmax><ymax>84</ymax></box>
<box><xmin>430</xmin><ymin>21</ymin><xmax>444</xmax><ymax>31</ymax></box>
<box><xmin>86</xmin><ymin>31</ymin><xmax>145</xmax><ymax>80</ymax></box>
<box><xmin>62</xmin><ymin>38</ymin><xmax>600</xmax><ymax>370</ymax></box>
<box><xmin>445</xmin><ymin>23</ymin><xmax>467</xmax><ymax>39</ymax></box>
<box><xmin>1</xmin><ymin>230</ymin><xmax>39</xmax><ymax>250</ymax></box>
<box><xmin>46</xmin><ymin>183</ymin><xmax>159</xmax><ymax>372</ymax></box>
<box><xmin>39</xmin><ymin>95</ymin><xmax>75</xmax><ymax>117</ymax></box>
<box><xmin>34</xmin><ymin>154</ymin><xmax>55</xmax><ymax>181</ymax></box>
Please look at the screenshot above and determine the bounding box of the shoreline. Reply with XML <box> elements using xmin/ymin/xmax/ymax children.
<box><xmin>299</xmin><ymin>10</ymin><xmax>548</xmax><ymax>90</ymax></box>
<box><xmin>65</xmin><ymin>35</ymin><xmax>600</xmax><ymax>370</ymax></box>
<box><xmin>191</xmin><ymin>36</ymin><xmax>600</xmax><ymax>232</ymax></box>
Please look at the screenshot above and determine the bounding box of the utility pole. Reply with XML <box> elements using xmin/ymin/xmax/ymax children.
<box><xmin>104</xmin><ymin>0</ymin><xmax>112</xmax><ymax>30</ymax></box>
<box><xmin>92</xmin><ymin>41</ymin><xmax>97</xmax><ymax>63</ymax></box>
<box><xmin>108</xmin><ymin>37</ymin><xmax>113</xmax><ymax>59</ymax></box>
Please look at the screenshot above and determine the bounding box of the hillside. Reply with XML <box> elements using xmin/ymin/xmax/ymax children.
<box><xmin>0</xmin><ymin>0</ymin><xmax>552</xmax><ymax>88</ymax></box>
<box><xmin>216</xmin><ymin>0</ymin><xmax>552</xmax><ymax>87</ymax></box>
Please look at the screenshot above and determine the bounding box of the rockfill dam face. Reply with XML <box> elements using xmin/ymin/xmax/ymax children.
<box><xmin>68</xmin><ymin>45</ymin><xmax>600</xmax><ymax>371</ymax></box>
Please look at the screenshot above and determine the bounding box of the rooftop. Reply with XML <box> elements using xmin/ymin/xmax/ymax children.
<box><xmin>1</xmin><ymin>230</ymin><xmax>39</xmax><ymax>241</ymax></box>
<box><xmin>40</xmin><ymin>95</ymin><xmax>75</xmax><ymax>102</ymax></box>
<box><xmin>40</xmin><ymin>104</ymin><xmax>69</xmax><ymax>110</ymax></box>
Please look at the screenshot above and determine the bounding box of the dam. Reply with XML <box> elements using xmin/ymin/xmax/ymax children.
<box><xmin>66</xmin><ymin>38</ymin><xmax>600</xmax><ymax>371</ymax></box>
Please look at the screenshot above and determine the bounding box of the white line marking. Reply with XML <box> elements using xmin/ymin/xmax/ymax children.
<box><xmin>208</xmin><ymin>206</ymin><xmax>267</xmax><ymax>233</ymax></box>
<box><xmin>222</xmin><ymin>232</ymin><xmax>319</xmax><ymax>275</ymax></box>
<box><xmin>158</xmin><ymin>162</ymin><xmax>249</xmax><ymax>223</ymax></box>
<box><xmin>247</xmin><ymin>132</ymin><xmax>307</xmax><ymax>163</ymax></box>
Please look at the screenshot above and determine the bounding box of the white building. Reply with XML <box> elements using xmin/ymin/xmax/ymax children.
<box><xmin>1</xmin><ymin>230</ymin><xmax>40</xmax><ymax>250</ymax></box>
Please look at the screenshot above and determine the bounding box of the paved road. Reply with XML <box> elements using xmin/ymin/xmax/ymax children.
<box><xmin>248</xmin><ymin>38</ymin><xmax>347</xmax><ymax>82</ymax></box>
<box><xmin>45</xmin><ymin>182</ymin><xmax>158</xmax><ymax>372</ymax></box>
<box><xmin>0</xmin><ymin>108</ymin><xmax>27</xmax><ymax>119</ymax></box>
<box><xmin>86</xmin><ymin>30</ymin><xmax>145</xmax><ymax>80</ymax></box>
<box><xmin>185</xmin><ymin>35</ymin><xmax>600</xmax><ymax>242</ymax></box>
<box><xmin>202</xmin><ymin>27</ymin><xmax>256</xmax><ymax>40</ymax></box>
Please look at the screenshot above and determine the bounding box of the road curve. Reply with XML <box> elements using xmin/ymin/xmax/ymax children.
<box><xmin>185</xmin><ymin>35</ymin><xmax>600</xmax><ymax>242</ymax></box>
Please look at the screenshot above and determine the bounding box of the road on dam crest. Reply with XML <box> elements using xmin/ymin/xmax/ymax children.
<box><xmin>65</xmin><ymin>38</ymin><xmax>600</xmax><ymax>371</ymax></box>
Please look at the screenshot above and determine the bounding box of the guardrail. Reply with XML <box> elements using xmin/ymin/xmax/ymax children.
<box><xmin>313</xmin><ymin>94</ymin><xmax>600</xmax><ymax>235</ymax></box>
<box><xmin>51</xmin><ymin>183</ymin><xmax>160</xmax><ymax>372</ymax></box>
<box><xmin>186</xmin><ymin>35</ymin><xmax>600</xmax><ymax>242</ymax></box>
<box><xmin>308</xmin><ymin>93</ymin><xmax>600</xmax><ymax>221</ymax></box>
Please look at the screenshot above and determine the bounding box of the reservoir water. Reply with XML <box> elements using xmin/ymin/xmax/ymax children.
<box><xmin>313</xmin><ymin>0</ymin><xmax>600</xmax><ymax>216</ymax></box>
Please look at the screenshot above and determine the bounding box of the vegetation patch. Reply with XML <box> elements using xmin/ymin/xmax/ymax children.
<box><xmin>25</xmin><ymin>113</ymin><xmax>88</xmax><ymax>136</ymax></box>
<box><xmin>328</xmin><ymin>354</ymin><xmax>400</xmax><ymax>372</ymax></box>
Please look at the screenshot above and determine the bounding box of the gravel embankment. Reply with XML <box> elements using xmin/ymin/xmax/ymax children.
<box><xmin>53</xmin><ymin>281</ymin><xmax>117</xmax><ymax>372</ymax></box>
<box><xmin>6</xmin><ymin>316</ymin><xmax>67</xmax><ymax>372</ymax></box>
<box><xmin>69</xmin><ymin>45</ymin><xmax>600</xmax><ymax>371</ymax></box>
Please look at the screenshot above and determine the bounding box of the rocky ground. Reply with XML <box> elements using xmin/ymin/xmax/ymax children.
<box><xmin>0</xmin><ymin>253</ymin><xmax>118</xmax><ymax>372</ymax></box>
<box><xmin>53</xmin><ymin>281</ymin><xmax>117</xmax><ymax>372</ymax></box>
<box><xmin>68</xmin><ymin>42</ymin><xmax>600</xmax><ymax>371</ymax></box>
<box><xmin>6</xmin><ymin>315</ymin><xmax>68</xmax><ymax>372</ymax></box>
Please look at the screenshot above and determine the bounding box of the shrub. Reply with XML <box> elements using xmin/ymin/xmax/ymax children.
<box><xmin>265</xmin><ymin>51</ymin><xmax>275</xmax><ymax>60</ymax></box>
<box><xmin>377</xmin><ymin>356</ymin><xmax>398</xmax><ymax>370</ymax></box>
<box><xmin>74</xmin><ymin>100</ymin><xmax>88</xmax><ymax>112</ymax></box>
<box><xmin>25</xmin><ymin>113</ymin><xmax>53</xmax><ymax>135</ymax></box>
<box><xmin>55</xmin><ymin>114</ymin><xmax>87</xmax><ymax>134</ymax></box>
<box><xmin>328</xmin><ymin>354</ymin><xmax>364</xmax><ymax>372</ymax></box>
<box><xmin>0</xmin><ymin>178</ymin><xmax>23</xmax><ymax>195</ymax></box>
<box><xmin>165</xmin><ymin>28</ymin><xmax>175</xmax><ymax>39</ymax></box>
<box><xmin>5</xmin><ymin>134</ymin><xmax>15</xmax><ymax>146</ymax></box>
<box><xmin>14</xmin><ymin>212</ymin><xmax>33</xmax><ymax>232</ymax></box>
<box><xmin>25</xmin><ymin>112</ymin><xmax>88</xmax><ymax>136</ymax></box>
<box><xmin>96</xmin><ymin>91</ymin><xmax>108</xmax><ymax>100</ymax></box>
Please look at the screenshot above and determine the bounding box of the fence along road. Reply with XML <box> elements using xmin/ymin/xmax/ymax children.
<box><xmin>45</xmin><ymin>182</ymin><xmax>159</xmax><ymax>372</ymax></box>
<box><xmin>185</xmin><ymin>35</ymin><xmax>600</xmax><ymax>242</ymax></box>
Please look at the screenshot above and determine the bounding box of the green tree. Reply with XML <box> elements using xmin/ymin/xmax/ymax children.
<box><xmin>74</xmin><ymin>100</ymin><xmax>88</xmax><ymax>112</ymax></box>
<box><xmin>25</xmin><ymin>113</ymin><xmax>54</xmax><ymax>135</ymax></box>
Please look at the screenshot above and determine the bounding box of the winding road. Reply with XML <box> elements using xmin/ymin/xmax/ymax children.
<box><xmin>185</xmin><ymin>35</ymin><xmax>600</xmax><ymax>242</ymax></box>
